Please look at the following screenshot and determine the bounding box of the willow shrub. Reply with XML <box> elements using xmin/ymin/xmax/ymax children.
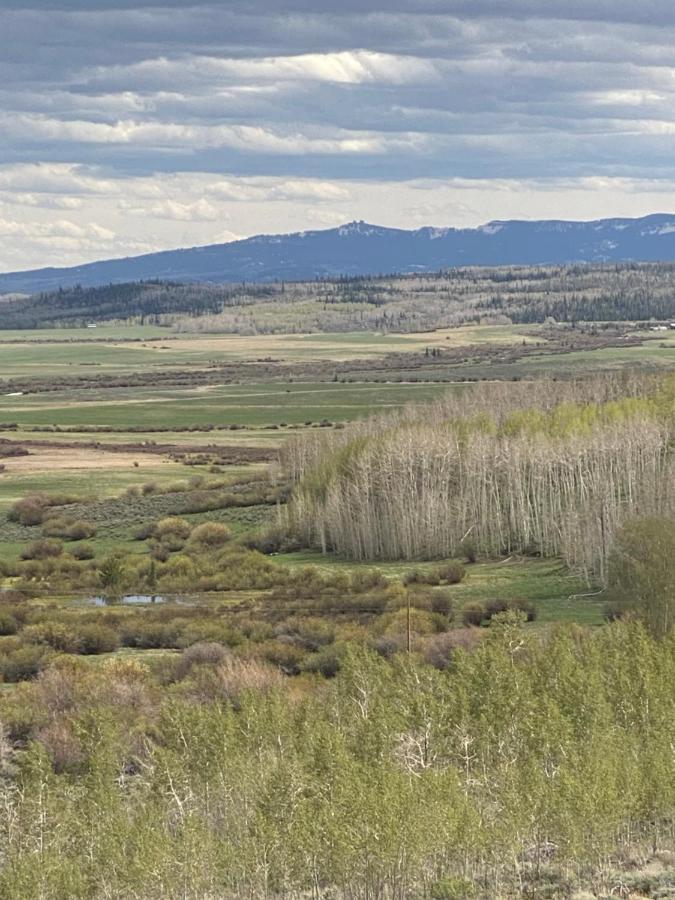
<box><xmin>0</xmin><ymin>618</ymin><xmax>672</xmax><ymax>898</ymax></box>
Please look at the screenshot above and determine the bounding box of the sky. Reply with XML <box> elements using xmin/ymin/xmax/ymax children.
<box><xmin>3</xmin><ymin>1</ymin><xmax>675</xmax><ymax>271</ymax></box>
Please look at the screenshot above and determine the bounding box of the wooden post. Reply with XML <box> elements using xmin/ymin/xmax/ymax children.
<box><xmin>407</xmin><ymin>590</ymin><xmax>412</xmax><ymax>653</ymax></box>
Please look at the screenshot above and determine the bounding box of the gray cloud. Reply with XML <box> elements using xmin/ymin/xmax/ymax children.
<box><xmin>2</xmin><ymin>1</ymin><xmax>675</xmax><ymax>269</ymax></box>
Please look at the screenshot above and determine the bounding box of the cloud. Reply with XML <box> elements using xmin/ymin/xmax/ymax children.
<box><xmin>3</xmin><ymin>2</ymin><xmax>675</xmax><ymax>268</ymax></box>
<box><xmin>2</xmin><ymin>114</ymin><xmax>424</xmax><ymax>156</ymax></box>
<box><xmin>125</xmin><ymin>198</ymin><xmax>222</xmax><ymax>221</ymax></box>
<box><xmin>92</xmin><ymin>50</ymin><xmax>439</xmax><ymax>90</ymax></box>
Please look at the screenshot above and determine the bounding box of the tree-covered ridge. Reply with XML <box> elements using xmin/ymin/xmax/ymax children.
<box><xmin>5</xmin><ymin>262</ymin><xmax>675</xmax><ymax>331</ymax></box>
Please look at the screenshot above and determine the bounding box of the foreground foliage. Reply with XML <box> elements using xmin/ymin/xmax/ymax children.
<box><xmin>0</xmin><ymin>618</ymin><xmax>672</xmax><ymax>898</ymax></box>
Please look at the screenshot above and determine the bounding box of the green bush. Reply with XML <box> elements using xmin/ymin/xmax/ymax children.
<box><xmin>302</xmin><ymin>644</ymin><xmax>344</xmax><ymax>678</ymax></box>
<box><xmin>484</xmin><ymin>598</ymin><xmax>537</xmax><ymax>622</ymax></box>
<box><xmin>0</xmin><ymin>612</ymin><xmax>19</xmax><ymax>636</ymax></box>
<box><xmin>462</xmin><ymin>603</ymin><xmax>486</xmax><ymax>627</ymax></box>
<box><xmin>257</xmin><ymin>640</ymin><xmax>306</xmax><ymax>675</ymax></box>
<box><xmin>0</xmin><ymin>644</ymin><xmax>50</xmax><ymax>682</ymax></box>
<box><xmin>187</xmin><ymin>522</ymin><xmax>232</xmax><ymax>548</ymax></box>
<box><xmin>75</xmin><ymin>625</ymin><xmax>119</xmax><ymax>655</ymax></box>
<box><xmin>436</xmin><ymin>561</ymin><xmax>466</xmax><ymax>585</ymax></box>
<box><xmin>22</xmin><ymin>622</ymin><xmax>80</xmax><ymax>654</ymax></box>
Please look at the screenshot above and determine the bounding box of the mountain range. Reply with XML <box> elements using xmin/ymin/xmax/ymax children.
<box><xmin>2</xmin><ymin>214</ymin><xmax>675</xmax><ymax>295</ymax></box>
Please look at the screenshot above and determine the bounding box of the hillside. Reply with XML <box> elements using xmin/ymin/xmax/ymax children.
<box><xmin>3</xmin><ymin>214</ymin><xmax>675</xmax><ymax>294</ymax></box>
<box><xmin>3</xmin><ymin>261</ymin><xmax>675</xmax><ymax>330</ymax></box>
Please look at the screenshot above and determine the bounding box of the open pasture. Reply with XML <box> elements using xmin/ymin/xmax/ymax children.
<box><xmin>0</xmin><ymin>380</ymin><xmax>456</xmax><ymax>428</ymax></box>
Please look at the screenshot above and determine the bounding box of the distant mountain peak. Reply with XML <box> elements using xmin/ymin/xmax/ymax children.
<box><xmin>337</xmin><ymin>220</ymin><xmax>387</xmax><ymax>237</ymax></box>
<box><xmin>2</xmin><ymin>213</ymin><xmax>675</xmax><ymax>295</ymax></box>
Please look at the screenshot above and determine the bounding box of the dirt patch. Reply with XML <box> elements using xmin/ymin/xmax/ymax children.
<box><xmin>0</xmin><ymin>446</ymin><xmax>170</xmax><ymax>475</ymax></box>
<box><xmin>0</xmin><ymin>437</ymin><xmax>276</xmax><ymax>464</ymax></box>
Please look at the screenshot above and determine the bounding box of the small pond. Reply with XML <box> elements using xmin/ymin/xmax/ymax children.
<box><xmin>88</xmin><ymin>594</ymin><xmax>188</xmax><ymax>606</ymax></box>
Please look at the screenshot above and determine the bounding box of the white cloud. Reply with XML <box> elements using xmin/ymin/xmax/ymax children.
<box><xmin>2</xmin><ymin>113</ymin><xmax>421</xmax><ymax>155</ymax></box>
<box><xmin>0</xmin><ymin>192</ymin><xmax>84</xmax><ymax>210</ymax></box>
<box><xmin>125</xmin><ymin>198</ymin><xmax>222</xmax><ymax>221</ymax></box>
<box><xmin>0</xmin><ymin>163</ymin><xmax>116</xmax><ymax>196</ymax></box>
<box><xmin>93</xmin><ymin>50</ymin><xmax>440</xmax><ymax>89</ymax></box>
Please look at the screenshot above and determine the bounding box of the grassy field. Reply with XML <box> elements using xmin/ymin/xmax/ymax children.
<box><xmin>0</xmin><ymin>381</ymin><xmax>457</xmax><ymax>428</ymax></box>
<box><xmin>275</xmin><ymin>553</ymin><xmax>603</xmax><ymax>625</ymax></box>
<box><xmin>0</xmin><ymin>324</ymin><xmax>535</xmax><ymax>377</ymax></box>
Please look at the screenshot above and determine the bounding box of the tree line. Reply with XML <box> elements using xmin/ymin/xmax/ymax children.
<box><xmin>5</xmin><ymin>262</ymin><xmax>675</xmax><ymax>331</ymax></box>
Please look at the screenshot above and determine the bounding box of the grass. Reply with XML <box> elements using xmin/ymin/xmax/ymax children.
<box><xmin>0</xmin><ymin>461</ymin><xmax>199</xmax><ymax>511</ymax></box>
<box><xmin>0</xmin><ymin>381</ymin><xmax>455</xmax><ymax>428</ymax></box>
<box><xmin>274</xmin><ymin>552</ymin><xmax>604</xmax><ymax>625</ymax></box>
<box><xmin>0</xmin><ymin>324</ymin><xmax>538</xmax><ymax>379</ymax></box>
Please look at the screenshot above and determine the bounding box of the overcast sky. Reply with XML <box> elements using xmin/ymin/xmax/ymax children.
<box><xmin>3</xmin><ymin>1</ymin><xmax>675</xmax><ymax>271</ymax></box>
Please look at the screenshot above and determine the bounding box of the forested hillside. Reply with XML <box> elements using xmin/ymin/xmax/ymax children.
<box><xmin>4</xmin><ymin>262</ymin><xmax>675</xmax><ymax>331</ymax></box>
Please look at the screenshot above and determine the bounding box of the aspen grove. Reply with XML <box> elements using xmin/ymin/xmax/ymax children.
<box><xmin>284</xmin><ymin>375</ymin><xmax>675</xmax><ymax>577</ymax></box>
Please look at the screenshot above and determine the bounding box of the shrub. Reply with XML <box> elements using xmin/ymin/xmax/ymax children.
<box><xmin>430</xmin><ymin>590</ymin><xmax>454</xmax><ymax>617</ymax></box>
<box><xmin>9</xmin><ymin>494</ymin><xmax>49</xmax><ymax>526</ymax></box>
<box><xmin>460</xmin><ymin>537</ymin><xmax>478</xmax><ymax>563</ymax></box>
<box><xmin>187</xmin><ymin>522</ymin><xmax>232</xmax><ymax>548</ymax></box>
<box><xmin>423</xmin><ymin>629</ymin><xmax>482</xmax><ymax>670</ymax></box>
<box><xmin>179</xmin><ymin>656</ymin><xmax>282</xmax><ymax>704</ymax></box>
<box><xmin>257</xmin><ymin>640</ymin><xmax>306</xmax><ymax>675</ymax></box>
<box><xmin>281</xmin><ymin>617</ymin><xmax>335</xmax><ymax>651</ymax></box>
<box><xmin>37</xmin><ymin>719</ymin><xmax>85</xmax><ymax>774</ymax></box>
<box><xmin>403</xmin><ymin>564</ymin><xmax>465</xmax><ymax>586</ymax></box>
<box><xmin>484</xmin><ymin>598</ymin><xmax>537</xmax><ymax>622</ymax></box>
<box><xmin>22</xmin><ymin>622</ymin><xmax>80</xmax><ymax>654</ymax></box>
<box><xmin>71</xmin><ymin>543</ymin><xmax>95</xmax><ymax>561</ymax></box>
<box><xmin>369</xmin><ymin>635</ymin><xmax>402</xmax><ymax>659</ymax></box>
<box><xmin>402</xmin><ymin>569</ymin><xmax>435</xmax><ymax>586</ymax></box>
<box><xmin>302</xmin><ymin>644</ymin><xmax>343</xmax><ymax>678</ymax></box>
<box><xmin>350</xmin><ymin>569</ymin><xmax>388</xmax><ymax>593</ymax></box>
<box><xmin>153</xmin><ymin>517</ymin><xmax>192</xmax><ymax>540</ymax></box>
<box><xmin>75</xmin><ymin>624</ymin><xmax>119</xmax><ymax>655</ymax></box>
<box><xmin>243</xmin><ymin>526</ymin><xmax>303</xmax><ymax>555</ymax></box>
<box><xmin>174</xmin><ymin>641</ymin><xmax>231</xmax><ymax>681</ymax></box>
<box><xmin>0</xmin><ymin>612</ymin><xmax>18</xmax><ymax>636</ymax></box>
<box><xmin>133</xmin><ymin>522</ymin><xmax>155</xmax><ymax>541</ymax></box>
<box><xmin>20</xmin><ymin>538</ymin><xmax>64</xmax><ymax>560</ymax></box>
<box><xmin>42</xmin><ymin>517</ymin><xmax>96</xmax><ymax>540</ymax></box>
<box><xmin>175</xmin><ymin>620</ymin><xmax>243</xmax><ymax>650</ymax></box>
<box><xmin>380</xmin><ymin>608</ymin><xmax>442</xmax><ymax>638</ymax></box>
<box><xmin>8</xmin><ymin>493</ymin><xmax>80</xmax><ymax>526</ymax></box>
<box><xmin>436</xmin><ymin>562</ymin><xmax>466</xmax><ymax>585</ymax></box>
<box><xmin>120</xmin><ymin>621</ymin><xmax>181</xmax><ymax>649</ymax></box>
<box><xmin>0</xmin><ymin>645</ymin><xmax>50</xmax><ymax>682</ymax></box>
<box><xmin>606</xmin><ymin>516</ymin><xmax>675</xmax><ymax>637</ymax></box>
<box><xmin>462</xmin><ymin>603</ymin><xmax>486</xmax><ymax>627</ymax></box>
